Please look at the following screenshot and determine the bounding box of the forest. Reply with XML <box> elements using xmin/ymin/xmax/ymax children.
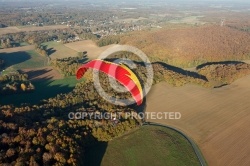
<box><xmin>0</xmin><ymin>69</ymin><xmax>141</xmax><ymax>165</ymax></box>
<box><xmin>197</xmin><ymin>62</ymin><xmax>250</xmax><ymax>85</ymax></box>
<box><xmin>50</xmin><ymin>54</ymin><xmax>87</xmax><ymax>76</ymax></box>
<box><xmin>120</xmin><ymin>25</ymin><xmax>250</xmax><ymax>67</ymax></box>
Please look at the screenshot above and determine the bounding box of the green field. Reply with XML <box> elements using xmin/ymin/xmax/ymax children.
<box><xmin>168</xmin><ymin>16</ymin><xmax>206</xmax><ymax>25</ymax></box>
<box><xmin>0</xmin><ymin>76</ymin><xmax>82</xmax><ymax>105</ymax></box>
<box><xmin>85</xmin><ymin>126</ymin><xmax>200</xmax><ymax>166</ymax></box>
<box><xmin>19</xmin><ymin>42</ymin><xmax>29</xmax><ymax>46</ymax></box>
<box><xmin>42</xmin><ymin>41</ymin><xmax>78</xmax><ymax>59</ymax></box>
<box><xmin>0</xmin><ymin>50</ymin><xmax>47</xmax><ymax>70</ymax></box>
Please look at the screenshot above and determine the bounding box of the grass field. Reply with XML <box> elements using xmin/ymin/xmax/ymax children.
<box><xmin>42</xmin><ymin>41</ymin><xmax>78</xmax><ymax>59</ymax></box>
<box><xmin>168</xmin><ymin>16</ymin><xmax>206</xmax><ymax>25</ymax></box>
<box><xmin>114</xmin><ymin>17</ymin><xmax>147</xmax><ymax>23</ymax></box>
<box><xmin>0</xmin><ymin>50</ymin><xmax>47</xmax><ymax>70</ymax></box>
<box><xmin>146</xmin><ymin>74</ymin><xmax>250</xmax><ymax>166</ymax></box>
<box><xmin>64</xmin><ymin>40</ymin><xmax>118</xmax><ymax>59</ymax></box>
<box><xmin>85</xmin><ymin>126</ymin><xmax>200</xmax><ymax>166</ymax></box>
<box><xmin>0</xmin><ymin>43</ymin><xmax>80</xmax><ymax>105</ymax></box>
<box><xmin>0</xmin><ymin>76</ymin><xmax>81</xmax><ymax>105</ymax></box>
<box><xmin>17</xmin><ymin>42</ymin><xmax>29</xmax><ymax>47</ymax></box>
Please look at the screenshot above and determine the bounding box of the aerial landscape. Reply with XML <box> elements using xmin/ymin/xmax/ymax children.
<box><xmin>0</xmin><ymin>0</ymin><xmax>250</xmax><ymax>165</ymax></box>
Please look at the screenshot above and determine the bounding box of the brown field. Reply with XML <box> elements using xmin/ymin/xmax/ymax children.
<box><xmin>20</xmin><ymin>67</ymin><xmax>62</xmax><ymax>81</ymax></box>
<box><xmin>64</xmin><ymin>40</ymin><xmax>118</xmax><ymax>59</ymax></box>
<box><xmin>0</xmin><ymin>45</ymin><xmax>35</xmax><ymax>53</ymax></box>
<box><xmin>146</xmin><ymin>74</ymin><xmax>250</xmax><ymax>166</ymax></box>
<box><xmin>0</xmin><ymin>25</ymin><xmax>68</xmax><ymax>35</ymax></box>
<box><xmin>0</xmin><ymin>26</ymin><xmax>20</xmax><ymax>35</ymax></box>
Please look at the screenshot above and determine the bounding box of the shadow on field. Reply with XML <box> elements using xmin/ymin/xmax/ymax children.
<box><xmin>41</xmin><ymin>45</ymin><xmax>56</xmax><ymax>56</ymax></box>
<box><xmin>0</xmin><ymin>51</ymin><xmax>31</xmax><ymax>69</ymax></box>
<box><xmin>79</xmin><ymin>54</ymin><xmax>89</xmax><ymax>63</ymax></box>
<box><xmin>196</xmin><ymin>61</ymin><xmax>245</xmax><ymax>70</ymax></box>
<box><xmin>153</xmin><ymin>62</ymin><xmax>208</xmax><ymax>81</ymax></box>
<box><xmin>84</xmin><ymin>142</ymin><xmax>108</xmax><ymax>166</ymax></box>
<box><xmin>19</xmin><ymin>68</ymin><xmax>59</xmax><ymax>81</ymax></box>
<box><xmin>47</xmin><ymin>48</ymin><xmax>56</xmax><ymax>56</ymax></box>
<box><xmin>103</xmin><ymin>58</ymin><xmax>208</xmax><ymax>81</ymax></box>
<box><xmin>0</xmin><ymin>76</ymin><xmax>77</xmax><ymax>106</ymax></box>
<box><xmin>11</xmin><ymin>42</ymin><xmax>21</xmax><ymax>47</ymax></box>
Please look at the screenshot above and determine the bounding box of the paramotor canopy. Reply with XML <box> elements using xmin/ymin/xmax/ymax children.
<box><xmin>76</xmin><ymin>59</ymin><xmax>143</xmax><ymax>105</ymax></box>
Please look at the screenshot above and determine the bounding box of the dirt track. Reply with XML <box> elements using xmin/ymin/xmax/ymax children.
<box><xmin>146</xmin><ymin>74</ymin><xmax>250</xmax><ymax>166</ymax></box>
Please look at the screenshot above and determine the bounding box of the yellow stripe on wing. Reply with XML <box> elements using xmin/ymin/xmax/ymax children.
<box><xmin>120</xmin><ymin>64</ymin><xmax>143</xmax><ymax>101</ymax></box>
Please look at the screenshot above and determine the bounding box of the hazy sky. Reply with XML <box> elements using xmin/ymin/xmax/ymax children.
<box><xmin>1</xmin><ymin>0</ymin><xmax>250</xmax><ymax>2</ymax></box>
<box><xmin>1</xmin><ymin>0</ymin><xmax>250</xmax><ymax>5</ymax></box>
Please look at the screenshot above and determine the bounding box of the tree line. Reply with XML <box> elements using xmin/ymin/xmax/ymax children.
<box><xmin>50</xmin><ymin>53</ymin><xmax>87</xmax><ymax>77</ymax></box>
<box><xmin>0</xmin><ymin>71</ymin><xmax>35</xmax><ymax>95</ymax></box>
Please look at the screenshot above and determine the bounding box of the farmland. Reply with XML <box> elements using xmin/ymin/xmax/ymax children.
<box><xmin>0</xmin><ymin>25</ymin><xmax>68</xmax><ymax>35</ymax></box>
<box><xmin>1</xmin><ymin>32</ymin><xmax>250</xmax><ymax>165</ymax></box>
<box><xmin>0</xmin><ymin>50</ymin><xmax>47</xmax><ymax>70</ymax></box>
<box><xmin>1</xmin><ymin>1</ymin><xmax>250</xmax><ymax>165</ymax></box>
<box><xmin>42</xmin><ymin>41</ymin><xmax>79</xmax><ymax>59</ymax></box>
<box><xmin>114</xmin><ymin>17</ymin><xmax>147</xmax><ymax>23</ymax></box>
<box><xmin>146</xmin><ymin>74</ymin><xmax>250</xmax><ymax>166</ymax></box>
<box><xmin>64</xmin><ymin>40</ymin><xmax>118</xmax><ymax>59</ymax></box>
<box><xmin>0</xmin><ymin>45</ymin><xmax>34</xmax><ymax>53</ymax></box>
<box><xmin>19</xmin><ymin>67</ymin><xmax>62</xmax><ymax>81</ymax></box>
<box><xmin>0</xmin><ymin>44</ymin><xmax>79</xmax><ymax>105</ymax></box>
<box><xmin>168</xmin><ymin>16</ymin><xmax>206</xmax><ymax>25</ymax></box>
<box><xmin>85</xmin><ymin>125</ymin><xmax>200</xmax><ymax>166</ymax></box>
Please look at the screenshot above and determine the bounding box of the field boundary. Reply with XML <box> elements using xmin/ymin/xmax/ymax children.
<box><xmin>142</xmin><ymin>122</ymin><xmax>207</xmax><ymax>166</ymax></box>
